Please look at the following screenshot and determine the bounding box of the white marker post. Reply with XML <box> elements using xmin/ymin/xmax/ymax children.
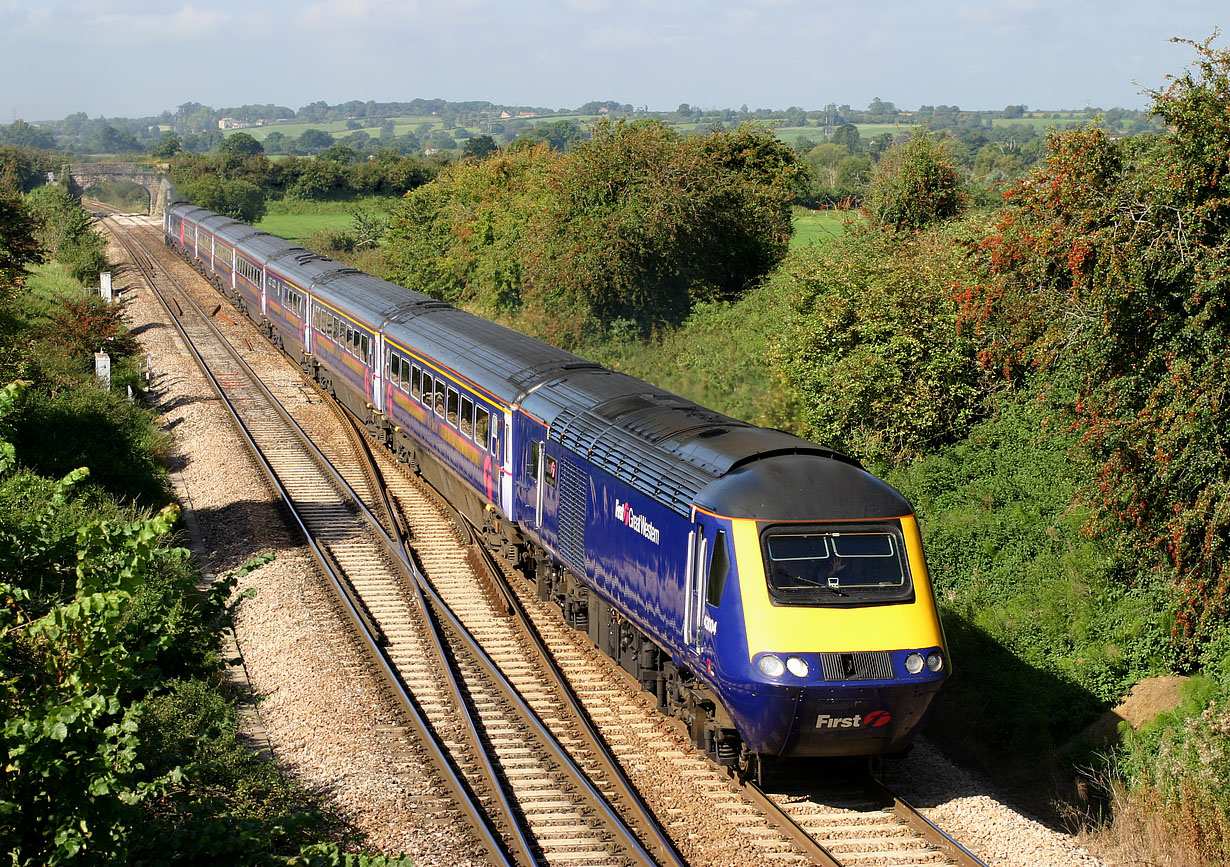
<box><xmin>95</xmin><ymin>352</ymin><xmax>111</xmax><ymax>390</ymax></box>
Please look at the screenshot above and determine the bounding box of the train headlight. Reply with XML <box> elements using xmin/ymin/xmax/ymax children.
<box><xmin>904</xmin><ymin>652</ymin><xmax>925</xmax><ymax>675</ymax></box>
<box><xmin>786</xmin><ymin>657</ymin><xmax>809</xmax><ymax>678</ymax></box>
<box><xmin>926</xmin><ymin>651</ymin><xmax>945</xmax><ymax>673</ymax></box>
<box><xmin>756</xmin><ymin>655</ymin><xmax>786</xmax><ymax>677</ymax></box>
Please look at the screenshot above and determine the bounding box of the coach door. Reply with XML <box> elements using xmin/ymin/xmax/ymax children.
<box><xmin>684</xmin><ymin>523</ymin><xmax>708</xmax><ymax>650</ymax></box>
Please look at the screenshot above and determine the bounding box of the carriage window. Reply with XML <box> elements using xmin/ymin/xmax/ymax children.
<box><xmin>460</xmin><ymin>396</ymin><xmax>474</xmax><ymax>437</ymax></box>
<box><xmin>399</xmin><ymin>357</ymin><xmax>410</xmax><ymax>391</ymax></box>
<box><xmin>388</xmin><ymin>353</ymin><xmax>400</xmax><ymax>385</ymax></box>
<box><xmin>763</xmin><ymin>526</ymin><xmax>912</xmax><ymax>606</ymax></box>
<box><xmin>412</xmin><ymin>366</ymin><xmax>422</xmax><ymax>400</ymax></box>
<box><xmin>420</xmin><ymin>372</ymin><xmax>433</xmax><ymax>405</ymax></box>
<box><xmin>474</xmin><ymin>406</ymin><xmax>489</xmax><ymax>447</ymax></box>
<box><xmin>707</xmin><ymin>530</ymin><xmax>730</xmax><ymax>607</ymax></box>
<box><xmin>434</xmin><ymin>380</ymin><xmax>445</xmax><ymax>416</ymax></box>
<box><xmin>528</xmin><ymin>440</ymin><xmax>541</xmax><ymax>480</ymax></box>
<box><xmin>447</xmin><ymin>388</ymin><xmax>459</xmax><ymax>426</ymax></box>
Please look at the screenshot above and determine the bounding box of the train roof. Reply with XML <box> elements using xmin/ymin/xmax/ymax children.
<box><xmin>517</xmin><ymin>368</ymin><xmax>898</xmax><ymax>518</ymax></box>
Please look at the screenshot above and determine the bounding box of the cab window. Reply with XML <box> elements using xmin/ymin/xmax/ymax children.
<box><xmin>763</xmin><ymin>524</ymin><xmax>913</xmax><ymax>606</ymax></box>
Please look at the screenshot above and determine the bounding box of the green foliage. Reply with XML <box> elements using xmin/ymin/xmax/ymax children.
<box><xmin>382</xmin><ymin>143</ymin><xmax>557</xmax><ymax>313</ymax></box>
<box><xmin>133</xmin><ymin>678</ymin><xmax>338</xmax><ymax>864</ymax></box>
<box><xmin>384</xmin><ymin>119</ymin><xmax>803</xmax><ymax>348</ymax></box>
<box><xmin>772</xmin><ymin>221</ymin><xmax>986</xmax><ymax>468</ymax></box>
<box><xmin>462</xmin><ymin>134</ymin><xmax>498</xmax><ymax>160</ymax></box>
<box><xmin>579</xmin><ymin>281</ymin><xmax>800</xmax><ymax>431</ymax></box>
<box><xmin>180</xmin><ymin>174</ymin><xmax>267</xmax><ymax>223</ymax></box>
<box><xmin>954</xmin><ymin>35</ymin><xmax>1230</xmax><ymax>666</ymax></box>
<box><xmin>0</xmin><ymin>499</ymin><xmax>194</xmax><ymax>865</ymax></box>
<box><xmin>9</xmin><ymin>384</ymin><xmax>170</xmax><ymax>506</ymax></box>
<box><xmin>149</xmin><ymin>134</ymin><xmax>182</xmax><ymax>159</ymax></box>
<box><xmin>890</xmin><ymin>391</ymin><xmax>1170</xmax><ymax>778</ymax></box>
<box><xmin>863</xmin><ymin>128</ymin><xmax>967</xmax><ymax>231</ymax></box>
<box><xmin>218</xmin><ymin>132</ymin><xmax>264</xmax><ymax>157</ymax></box>
<box><xmin>0</xmin><ymin>194</ymin><xmax>42</xmax><ymax>293</ymax></box>
<box><xmin>21</xmin><ymin>186</ymin><xmax>107</xmax><ymax>283</ymax></box>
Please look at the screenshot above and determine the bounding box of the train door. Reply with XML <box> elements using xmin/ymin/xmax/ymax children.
<box><xmin>514</xmin><ymin>423</ymin><xmax>546</xmax><ymax>532</ymax></box>
<box><xmin>370</xmin><ymin>333</ymin><xmax>384</xmax><ymax>414</ymax></box>
<box><xmin>684</xmin><ymin>523</ymin><xmax>708</xmax><ymax>651</ymax></box>
<box><xmin>497</xmin><ymin>411</ymin><xmax>513</xmax><ymax>518</ymax></box>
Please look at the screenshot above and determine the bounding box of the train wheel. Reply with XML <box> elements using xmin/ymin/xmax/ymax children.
<box><xmin>736</xmin><ymin>748</ymin><xmax>760</xmax><ymax>786</ymax></box>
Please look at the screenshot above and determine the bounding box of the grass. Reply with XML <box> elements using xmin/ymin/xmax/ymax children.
<box><xmin>257</xmin><ymin>196</ymin><xmax>394</xmax><ymax>244</ymax></box>
<box><xmin>240</xmin><ymin>115</ymin><xmax>457</xmax><ymax>141</ymax></box>
<box><xmin>790</xmin><ymin>207</ymin><xmax>856</xmax><ymax>248</ymax></box>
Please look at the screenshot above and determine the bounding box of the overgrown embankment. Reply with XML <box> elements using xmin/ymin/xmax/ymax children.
<box><xmin>0</xmin><ymin>176</ymin><xmax>409</xmax><ymax>865</ymax></box>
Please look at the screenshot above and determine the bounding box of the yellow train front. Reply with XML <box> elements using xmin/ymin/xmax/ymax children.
<box><xmin>686</xmin><ymin>451</ymin><xmax>948</xmax><ymax>761</ymax></box>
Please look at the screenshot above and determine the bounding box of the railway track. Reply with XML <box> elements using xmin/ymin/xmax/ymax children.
<box><xmin>105</xmin><ymin>213</ymin><xmax>681</xmax><ymax>867</ymax></box>
<box><xmin>100</xmin><ymin>209</ymin><xmax>992</xmax><ymax>867</ymax></box>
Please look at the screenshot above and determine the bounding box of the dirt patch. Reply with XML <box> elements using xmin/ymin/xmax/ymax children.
<box><xmin>1079</xmin><ymin>675</ymin><xmax>1189</xmax><ymax>749</ymax></box>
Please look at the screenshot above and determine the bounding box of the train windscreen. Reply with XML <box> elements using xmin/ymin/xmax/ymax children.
<box><xmin>763</xmin><ymin>525</ymin><xmax>913</xmax><ymax>605</ymax></box>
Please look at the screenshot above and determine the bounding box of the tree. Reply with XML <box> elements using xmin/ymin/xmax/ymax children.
<box><xmin>863</xmin><ymin>129</ymin><xmax>966</xmax><ymax>231</ymax></box>
<box><xmin>953</xmin><ymin>34</ymin><xmax>1230</xmax><ymax>663</ymax></box>
<box><xmin>181</xmin><ymin>175</ymin><xmax>266</xmax><ymax>222</ymax></box>
<box><xmin>217</xmin><ymin>132</ymin><xmax>263</xmax><ymax>157</ymax></box>
<box><xmin>0</xmin><ymin>195</ymin><xmax>42</xmax><ymax>292</ymax></box>
<box><xmin>295</xmin><ymin>129</ymin><xmax>334</xmax><ymax>153</ymax></box>
<box><xmin>149</xmin><ymin>134</ymin><xmax>182</xmax><ymax>159</ymax></box>
<box><xmin>386</xmin><ymin>120</ymin><xmax>803</xmax><ymax>346</ymax></box>
<box><xmin>831</xmin><ymin>123</ymin><xmax>861</xmax><ymax>153</ymax></box>
<box><xmin>0</xmin><ymin>120</ymin><xmax>56</xmax><ymax>150</ymax></box>
<box><xmin>462</xmin><ymin>135</ymin><xmax>498</xmax><ymax>160</ymax></box>
<box><xmin>318</xmin><ymin>145</ymin><xmax>359</xmax><ymax>164</ymax></box>
<box><xmin>527</xmin><ymin>119</ymin><xmax>582</xmax><ymax>152</ymax></box>
<box><xmin>94</xmin><ymin>126</ymin><xmax>139</xmax><ymax>154</ymax></box>
<box><xmin>22</xmin><ymin>186</ymin><xmax>107</xmax><ymax>281</ymax></box>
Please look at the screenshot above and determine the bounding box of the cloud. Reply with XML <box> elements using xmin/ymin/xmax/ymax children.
<box><xmin>582</xmin><ymin>23</ymin><xmax>687</xmax><ymax>50</ymax></box>
<box><xmin>563</xmin><ymin>0</ymin><xmax>612</xmax><ymax>14</ymax></box>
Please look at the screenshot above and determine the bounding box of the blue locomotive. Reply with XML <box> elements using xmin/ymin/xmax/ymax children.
<box><xmin>165</xmin><ymin>202</ymin><xmax>948</xmax><ymax>773</ymax></box>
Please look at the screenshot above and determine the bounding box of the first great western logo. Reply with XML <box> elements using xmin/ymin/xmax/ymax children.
<box><xmin>613</xmin><ymin>499</ymin><xmax>661</xmax><ymax>545</ymax></box>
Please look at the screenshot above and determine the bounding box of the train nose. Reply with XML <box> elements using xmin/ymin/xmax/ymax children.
<box><xmin>783</xmin><ymin>682</ymin><xmax>944</xmax><ymax>758</ymax></box>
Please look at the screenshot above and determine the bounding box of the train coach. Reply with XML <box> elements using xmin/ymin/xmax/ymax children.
<box><xmin>165</xmin><ymin>202</ymin><xmax>949</xmax><ymax>775</ymax></box>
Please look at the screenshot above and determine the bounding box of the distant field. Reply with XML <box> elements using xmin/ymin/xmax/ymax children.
<box><xmin>790</xmin><ymin>207</ymin><xmax>854</xmax><ymax>248</ymax></box>
<box><xmin>256</xmin><ymin>197</ymin><xmax>393</xmax><ymax>244</ymax></box>
<box><xmin>990</xmin><ymin>113</ymin><xmax>1091</xmax><ymax>132</ymax></box>
<box><xmin>241</xmin><ymin>115</ymin><xmax>447</xmax><ymax>140</ymax></box>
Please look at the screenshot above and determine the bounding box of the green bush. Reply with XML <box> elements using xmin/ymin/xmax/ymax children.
<box><xmin>771</xmin><ymin>220</ymin><xmax>987</xmax><ymax>469</ymax></box>
<box><xmin>890</xmin><ymin>391</ymin><xmax>1171</xmax><ymax>770</ymax></box>
<box><xmin>10</xmin><ymin>385</ymin><xmax>170</xmax><ymax>507</ymax></box>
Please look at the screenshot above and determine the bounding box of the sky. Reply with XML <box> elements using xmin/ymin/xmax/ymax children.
<box><xmin>0</xmin><ymin>0</ymin><xmax>1224</xmax><ymax>122</ymax></box>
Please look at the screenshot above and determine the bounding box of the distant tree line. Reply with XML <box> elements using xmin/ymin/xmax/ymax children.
<box><xmin>0</xmin><ymin>96</ymin><xmax>1161</xmax><ymax>159</ymax></box>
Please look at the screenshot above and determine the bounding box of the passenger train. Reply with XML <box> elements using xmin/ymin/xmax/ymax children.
<box><xmin>164</xmin><ymin>202</ymin><xmax>949</xmax><ymax>775</ymax></box>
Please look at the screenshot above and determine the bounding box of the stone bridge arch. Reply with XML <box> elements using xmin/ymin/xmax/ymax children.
<box><xmin>66</xmin><ymin>162</ymin><xmax>173</xmax><ymax>217</ymax></box>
